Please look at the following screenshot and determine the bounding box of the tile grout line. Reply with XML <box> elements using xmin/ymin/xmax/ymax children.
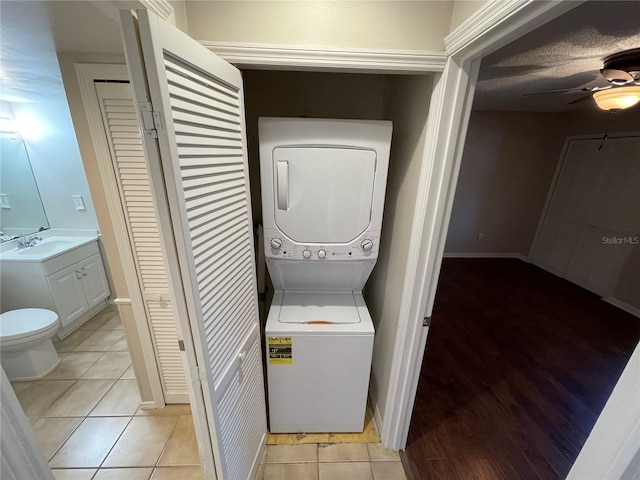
<box><xmin>95</xmin><ymin>414</ymin><xmax>136</xmax><ymax>472</ymax></box>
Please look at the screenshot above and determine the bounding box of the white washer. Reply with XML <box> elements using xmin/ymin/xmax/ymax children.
<box><xmin>260</xmin><ymin>118</ymin><xmax>392</xmax><ymax>433</ymax></box>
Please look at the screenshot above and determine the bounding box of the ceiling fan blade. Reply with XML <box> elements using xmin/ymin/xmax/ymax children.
<box><xmin>522</xmin><ymin>87</ymin><xmax>592</xmax><ymax>97</ymax></box>
<box><xmin>568</xmin><ymin>94</ymin><xmax>594</xmax><ymax>105</ymax></box>
<box><xmin>600</xmin><ymin>68</ymin><xmax>633</xmax><ymax>85</ymax></box>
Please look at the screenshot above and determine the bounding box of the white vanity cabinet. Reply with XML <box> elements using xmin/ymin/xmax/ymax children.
<box><xmin>0</xmin><ymin>238</ymin><xmax>110</xmax><ymax>339</ymax></box>
<box><xmin>47</xmin><ymin>254</ymin><xmax>110</xmax><ymax>327</ymax></box>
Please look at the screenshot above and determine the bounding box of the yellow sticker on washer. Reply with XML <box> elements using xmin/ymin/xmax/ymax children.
<box><xmin>268</xmin><ymin>336</ymin><xmax>292</xmax><ymax>364</ymax></box>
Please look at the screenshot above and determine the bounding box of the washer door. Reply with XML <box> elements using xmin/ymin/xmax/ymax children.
<box><xmin>273</xmin><ymin>147</ymin><xmax>376</xmax><ymax>243</ymax></box>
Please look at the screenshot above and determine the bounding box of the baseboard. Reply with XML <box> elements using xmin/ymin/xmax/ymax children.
<box><xmin>139</xmin><ymin>400</ymin><xmax>161</xmax><ymax>410</ymax></box>
<box><xmin>602</xmin><ymin>297</ymin><xmax>640</xmax><ymax>318</ymax></box>
<box><xmin>443</xmin><ymin>252</ymin><xmax>530</xmax><ymax>263</ymax></box>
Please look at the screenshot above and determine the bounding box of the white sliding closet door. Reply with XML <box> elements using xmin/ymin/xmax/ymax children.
<box><xmin>95</xmin><ymin>82</ymin><xmax>187</xmax><ymax>402</ymax></box>
<box><xmin>120</xmin><ymin>9</ymin><xmax>266</xmax><ymax>480</ymax></box>
<box><xmin>533</xmin><ymin>136</ymin><xmax>640</xmax><ymax>297</ymax></box>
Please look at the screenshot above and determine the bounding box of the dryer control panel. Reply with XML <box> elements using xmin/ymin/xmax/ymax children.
<box><xmin>264</xmin><ymin>228</ymin><xmax>380</xmax><ymax>261</ymax></box>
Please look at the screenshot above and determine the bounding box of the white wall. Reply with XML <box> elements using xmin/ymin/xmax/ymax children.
<box><xmin>11</xmin><ymin>99</ymin><xmax>98</xmax><ymax>232</ymax></box>
<box><xmin>186</xmin><ymin>1</ymin><xmax>454</xmax><ymax>51</ymax></box>
<box><xmin>366</xmin><ymin>74</ymin><xmax>433</xmax><ymax>426</ymax></box>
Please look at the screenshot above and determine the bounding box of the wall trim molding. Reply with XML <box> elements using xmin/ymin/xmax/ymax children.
<box><xmin>138</xmin><ymin>0</ymin><xmax>173</xmax><ymax>20</ymax></box>
<box><xmin>445</xmin><ymin>0</ymin><xmax>581</xmax><ymax>56</ymax></box>
<box><xmin>443</xmin><ymin>252</ymin><xmax>530</xmax><ymax>262</ymax></box>
<box><xmin>603</xmin><ymin>297</ymin><xmax>640</xmax><ymax>318</ymax></box>
<box><xmin>199</xmin><ymin>41</ymin><xmax>447</xmax><ymax>74</ymax></box>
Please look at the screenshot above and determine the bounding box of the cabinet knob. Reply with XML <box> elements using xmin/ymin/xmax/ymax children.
<box><xmin>75</xmin><ymin>270</ymin><xmax>83</xmax><ymax>280</ymax></box>
<box><xmin>81</xmin><ymin>267</ymin><xmax>87</xmax><ymax>277</ymax></box>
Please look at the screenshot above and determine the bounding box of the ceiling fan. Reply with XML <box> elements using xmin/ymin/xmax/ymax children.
<box><xmin>524</xmin><ymin>48</ymin><xmax>640</xmax><ymax>111</ymax></box>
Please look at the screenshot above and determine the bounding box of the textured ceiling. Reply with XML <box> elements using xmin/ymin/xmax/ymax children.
<box><xmin>473</xmin><ymin>1</ymin><xmax>640</xmax><ymax>112</ymax></box>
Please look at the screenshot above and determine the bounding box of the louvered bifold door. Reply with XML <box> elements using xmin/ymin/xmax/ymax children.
<box><xmin>120</xmin><ymin>9</ymin><xmax>266</xmax><ymax>480</ymax></box>
<box><xmin>94</xmin><ymin>82</ymin><xmax>188</xmax><ymax>402</ymax></box>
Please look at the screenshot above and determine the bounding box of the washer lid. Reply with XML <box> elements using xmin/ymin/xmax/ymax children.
<box><xmin>0</xmin><ymin>308</ymin><xmax>59</xmax><ymax>341</ymax></box>
<box><xmin>278</xmin><ymin>292</ymin><xmax>361</xmax><ymax>324</ymax></box>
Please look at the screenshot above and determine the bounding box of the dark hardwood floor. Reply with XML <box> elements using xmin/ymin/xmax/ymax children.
<box><xmin>402</xmin><ymin>259</ymin><xmax>640</xmax><ymax>480</ymax></box>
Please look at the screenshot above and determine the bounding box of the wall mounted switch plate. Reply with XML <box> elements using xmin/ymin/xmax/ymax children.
<box><xmin>72</xmin><ymin>195</ymin><xmax>86</xmax><ymax>211</ymax></box>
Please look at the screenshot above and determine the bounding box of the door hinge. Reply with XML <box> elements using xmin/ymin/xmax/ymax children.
<box><xmin>423</xmin><ymin>317</ymin><xmax>431</xmax><ymax>327</ymax></box>
<box><xmin>138</xmin><ymin>101</ymin><xmax>163</xmax><ymax>138</ymax></box>
<box><xmin>178</xmin><ymin>340</ymin><xmax>185</xmax><ymax>351</ymax></box>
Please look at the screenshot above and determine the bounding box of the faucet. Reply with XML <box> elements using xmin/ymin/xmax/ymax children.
<box><xmin>16</xmin><ymin>234</ymin><xmax>43</xmax><ymax>249</ymax></box>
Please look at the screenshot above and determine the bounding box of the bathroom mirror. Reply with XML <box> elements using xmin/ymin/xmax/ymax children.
<box><xmin>0</xmin><ymin>133</ymin><xmax>50</xmax><ymax>241</ymax></box>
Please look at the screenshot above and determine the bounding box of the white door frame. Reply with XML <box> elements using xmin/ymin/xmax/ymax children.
<box><xmin>376</xmin><ymin>0</ymin><xmax>584</xmax><ymax>449</ymax></box>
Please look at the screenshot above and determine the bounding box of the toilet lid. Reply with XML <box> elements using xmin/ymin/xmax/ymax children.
<box><xmin>0</xmin><ymin>308</ymin><xmax>59</xmax><ymax>341</ymax></box>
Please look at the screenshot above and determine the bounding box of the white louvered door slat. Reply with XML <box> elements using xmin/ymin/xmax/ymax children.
<box><xmin>120</xmin><ymin>9</ymin><xmax>266</xmax><ymax>480</ymax></box>
<box><xmin>95</xmin><ymin>82</ymin><xmax>188</xmax><ymax>402</ymax></box>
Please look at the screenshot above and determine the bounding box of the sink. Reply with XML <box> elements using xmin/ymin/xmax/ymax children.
<box><xmin>18</xmin><ymin>240</ymin><xmax>75</xmax><ymax>255</ymax></box>
<box><xmin>0</xmin><ymin>236</ymin><xmax>99</xmax><ymax>262</ymax></box>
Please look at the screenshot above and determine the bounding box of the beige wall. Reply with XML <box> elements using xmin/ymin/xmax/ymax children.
<box><xmin>365</xmin><ymin>74</ymin><xmax>433</xmax><ymax>423</ymax></box>
<box><xmin>185</xmin><ymin>1</ymin><xmax>454</xmax><ymax>51</ymax></box>
<box><xmin>445</xmin><ymin>111</ymin><xmax>566</xmax><ymax>256</ymax></box>
<box><xmin>450</xmin><ymin>0</ymin><xmax>488</xmax><ymax>32</ymax></box>
<box><xmin>168</xmin><ymin>0</ymin><xmax>188</xmax><ymax>32</ymax></box>
<box><xmin>445</xmin><ymin>107</ymin><xmax>640</xmax><ymax>308</ymax></box>
<box><xmin>57</xmin><ymin>52</ymin><xmax>156</xmax><ymax>403</ymax></box>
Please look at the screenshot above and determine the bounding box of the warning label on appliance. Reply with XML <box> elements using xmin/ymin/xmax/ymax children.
<box><xmin>268</xmin><ymin>336</ymin><xmax>292</xmax><ymax>364</ymax></box>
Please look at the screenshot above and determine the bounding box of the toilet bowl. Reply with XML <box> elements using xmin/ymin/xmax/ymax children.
<box><xmin>0</xmin><ymin>308</ymin><xmax>61</xmax><ymax>381</ymax></box>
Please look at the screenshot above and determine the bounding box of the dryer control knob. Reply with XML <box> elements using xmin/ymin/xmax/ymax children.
<box><xmin>318</xmin><ymin>249</ymin><xmax>326</xmax><ymax>259</ymax></box>
<box><xmin>302</xmin><ymin>249</ymin><xmax>312</xmax><ymax>259</ymax></box>
<box><xmin>270</xmin><ymin>238</ymin><xmax>283</xmax><ymax>250</ymax></box>
<box><xmin>361</xmin><ymin>239</ymin><xmax>374</xmax><ymax>251</ymax></box>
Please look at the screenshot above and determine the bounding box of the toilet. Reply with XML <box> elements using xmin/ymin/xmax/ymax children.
<box><xmin>0</xmin><ymin>308</ymin><xmax>61</xmax><ymax>381</ymax></box>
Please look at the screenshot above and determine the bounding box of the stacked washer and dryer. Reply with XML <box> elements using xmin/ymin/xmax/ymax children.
<box><xmin>259</xmin><ymin>118</ymin><xmax>392</xmax><ymax>433</ymax></box>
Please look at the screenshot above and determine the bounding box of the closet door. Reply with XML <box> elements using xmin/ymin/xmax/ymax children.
<box><xmin>532</xmin><ymin>139</ymin><xmax>604</xmax><ymax>275</ymax></box>
<box><xmin>120</xmin><ymin>9</ymin><xmax>266</xmax><ymax>480</ymax></box>
<box><xmin>564</xmin><ymin>136</ymin><xmax>640</xmax><ymax>295</ymax></box>
<box><xmin>534</xmin><ymin>136</ymin><xmax>640</xmax><ymax>297</ymax></box>
<box><xmin>95</xmin><ymin>82</ymin><xmax>188</xmax><ymax>402</ymax></box>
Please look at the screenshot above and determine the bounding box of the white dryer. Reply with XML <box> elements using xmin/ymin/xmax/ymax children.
<box><xmin>260</xmin><ymin>117</ymin><xmax>392</xmax><ymax>433</ymax></box>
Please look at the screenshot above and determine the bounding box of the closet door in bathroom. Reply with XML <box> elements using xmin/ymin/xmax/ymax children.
<box><xmin>95</xmin><ymin>81</ymin><xmax>188</xmax><ymax>403</ymax></box>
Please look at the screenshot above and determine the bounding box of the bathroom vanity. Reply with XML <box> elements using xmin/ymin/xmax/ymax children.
<box><xmin>0</xmin><ymin>236</ymin><xmax>110</xmax><ymax>339</ymax></box>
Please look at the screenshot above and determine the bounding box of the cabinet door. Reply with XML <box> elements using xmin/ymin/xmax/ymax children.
<box><xmin>47</xmin><ymin>265</ymin><xmax>88</xmax><ymax>326</ymax></box>
<box><xmin>78</xmin><ymin>254</ymin><xmax>110</xmax><ymax>309</ymax></box>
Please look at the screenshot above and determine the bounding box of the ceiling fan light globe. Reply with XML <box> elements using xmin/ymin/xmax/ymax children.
<box><xmin>592</xmin><ymin>86</ymin><xmax>640</xmax><ymax>111</ymax></box>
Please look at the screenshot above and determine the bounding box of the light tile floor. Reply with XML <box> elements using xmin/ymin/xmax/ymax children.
<box><xmin>10</xmin><ymin>306</ymin><xmax>203</xmax><ymax>480</ymax></box>
<box><xmin>12</xmin><ymin>306</ymin><xmax>407</xmax><ymax>480</ymax></box>
<box><xmin>257</xmin><ymin>443</ymin><xmax>407</xmax><ymax>480</ymax></box>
